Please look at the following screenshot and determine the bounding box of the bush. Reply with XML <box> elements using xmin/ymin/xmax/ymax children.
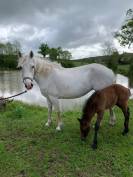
<box><xmin>60</xmin><ymin>60</ymin><xmax>75</xmax><ymax>68</ymax></box>
<box><xmin>12</xmin><ymin>105</ymin><xmax>25</xmax><ymax>119</ymax></box>
<box><xmin>106</xmin><ymin>52</ymin><xmax>119</xmax><ymax>73</ymax></box>
<box><xmin>0</xmin><ymin>54</ymin><xmax>18</xmax><ymax>69</ymax></box>
<box><xmin>128</xmin><ymin>59</ymin><xmax>133</xmax><ymax>86</ymax></box>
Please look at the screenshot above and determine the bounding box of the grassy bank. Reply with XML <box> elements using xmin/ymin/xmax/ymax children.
<box><xmin>0</xmin><ymin>101</ymin><xmax>133</xmax><ymax>177</ymax></box>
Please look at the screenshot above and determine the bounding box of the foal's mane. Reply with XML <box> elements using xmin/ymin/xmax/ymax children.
<box><xmin>82</xmin><ymin>91</ymin><xmax>98</xmax><ymax>116</ymax></box>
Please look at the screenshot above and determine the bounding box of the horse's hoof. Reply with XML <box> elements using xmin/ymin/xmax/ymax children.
<box><xmin>109</xmin><ymin>121</ymin><xmax>116</xmax><ymax>126</ymax></box>
<box><xmin>91</xmin><ymin>144</ymin><xmax>97</xmax><ymax>150</ymax></box>
<box><xmin>56</xmin><ymin>126</ymin><xmax>62</xmax><ymax>131</ymax></box>
<box><xmin>45</xmin><ymin>122</ymin><xmax>51</xmax><ymax>127</ymax></box>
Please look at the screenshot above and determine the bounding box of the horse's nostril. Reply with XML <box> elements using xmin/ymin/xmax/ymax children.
<box><xmin>25</xmin><ymin>84</ymin><xmax>27</xmax><ymax>88</ymax></box>
<box><xmin>31</xmin><ymin>83</ymin><xmax>33</xmax><ymax>87</ymax></box>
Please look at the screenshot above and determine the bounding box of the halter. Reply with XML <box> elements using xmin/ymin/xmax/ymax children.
<box><xmin>23</xmin><ymin>77</ymin><xmax>33</xmax><ymax>84</ymax></box>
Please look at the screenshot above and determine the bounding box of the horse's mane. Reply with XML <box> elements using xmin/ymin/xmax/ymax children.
<box><xmin>18</xmin><ymin>56</ymin><xmax>63</xmax><ymax>75</ymax></box>
<box><xmin>34</xmin><ymin>57</ymin><xmax>63</xmax><ymax>75</ymax></box>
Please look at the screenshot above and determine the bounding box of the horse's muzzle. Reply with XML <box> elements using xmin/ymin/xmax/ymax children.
<box><xmin>25</xmin><ymin>83</ymin><xmax>33</xmax><ymax>90</ymax></box>
<box><xmin>23</xmin><ymin>77</ymin><xmax>33</xmax><ymax>90</ymax></box>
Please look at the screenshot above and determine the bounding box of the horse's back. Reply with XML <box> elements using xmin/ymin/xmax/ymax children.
<box><xmin>89</xmin><ymin>63</ymin><xmax>115</xmax><ymax>90</ymax></box>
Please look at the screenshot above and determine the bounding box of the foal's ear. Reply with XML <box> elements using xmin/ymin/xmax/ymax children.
<box><xmin>77</xmin><ymin>118</ymin><xmax>81</xmax><ymax>122</ymax></box>
<box><xmin>30</xmin><ymin>51</ymin><xmax>34</xmax><ymax>58</ymax></box>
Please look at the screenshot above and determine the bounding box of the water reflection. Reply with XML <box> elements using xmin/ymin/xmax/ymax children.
<box><xmin>0</xmin><ymin>71</ymin><xmax>22</xmax><ymax>95</ymax></box>
<box><xmin>0</xmin><ymin>71</ymin><xmax>132</xmax><ymax>111</ymax></box>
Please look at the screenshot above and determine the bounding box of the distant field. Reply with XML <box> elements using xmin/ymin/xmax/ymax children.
<box><xmin>117</xmin><ymin>64</ymin><xmax>130</xmax><ymax>76</ymax></box>
<box><xmin>0</xmin><ymin>101</ymin><xmax>132</xmax><ymax>177</ymax></box>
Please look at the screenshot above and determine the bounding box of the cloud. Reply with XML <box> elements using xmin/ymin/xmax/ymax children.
<box><xmin>0</xmin><ymin>0</ymin><xmax>133</xmax><ymax>58</ymax></box>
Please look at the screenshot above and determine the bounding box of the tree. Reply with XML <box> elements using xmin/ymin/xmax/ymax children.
<box><xmin>106</xmin><ymin>51</ymin><xmax>119</xmax><ymax>73</ymax></box>
<box><xmin>38</xmin><ymin>43</ymin><xmax>72</xmax><ymax>61</ymax></box>
<box><xmin>102</xmin><ymin>41</ymin><xmax>119</xmax><ymax>73</ymax></box>
<box><xmin>102</xmin><ymin>41</ymin><xmax>117</xmax><ymax>56</ymax></box>
<box><xmin>38</xmin><ymin>43</ymin><xmax>49</xmax><ymax>57</ymax></box>
<box><xmin>49</xmin><ymin>47</ymin><xmax>59</xmax><ymax>61</ymax></box>
<box><xmin>12</xmin><ymin>40</ymin><xmax>21</xmax><ymax>54</ymax></box>
<box><xmin>115</xmin><ymin>9</ymin><xmax>133</xmax><ymax>48</ymax></box>
<box><xmin>49</xmin><ymin>47</ymin><xmax>72</xmax><ymax>61</ymax></box>
<box><xmin>115</xmin><ymin>9</ymin><xmax>133</xmax><ymax>86</ymax></box>
<box><xmin>0</xmin><ymin>43</ymin><xmax>6</xmax><ymax>54</ymax></box>
<box><xmin>59</xmin><ymin>50</ymin><xmax>72</xmax><ymax>60</ymax></box>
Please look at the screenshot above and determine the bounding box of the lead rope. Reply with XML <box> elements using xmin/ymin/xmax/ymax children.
<box><xmin>0</xmin><ymin>90</ymin><xmax>27</xmax><ymax>100</ymax></box>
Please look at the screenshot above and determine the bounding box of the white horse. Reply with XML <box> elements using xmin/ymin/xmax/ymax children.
<box><xmin>18</xmin><ymin>51</ymin><xmax>116</xmax><ymax>130</ymax></box>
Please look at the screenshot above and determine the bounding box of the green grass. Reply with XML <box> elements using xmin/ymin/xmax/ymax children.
<box><xmin>0</xmin><ymin>101</ymin><xmax>133</xmax><ymax>177</ymax></box>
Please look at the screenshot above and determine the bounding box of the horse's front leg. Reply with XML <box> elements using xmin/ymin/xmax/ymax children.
<box><xmin>50</xmin><ymin>96</ymin><xmax>63</xmax><ymax>131</ymax></box>
<box><xmin>109</xmin><ymin>108</ymin><xmax>116</xmax><ymax>126</ymax></box>
<box><xmin>45</xmin><ymin>98</ymin><xmax>52</xmax><ymax>127</ymax></box>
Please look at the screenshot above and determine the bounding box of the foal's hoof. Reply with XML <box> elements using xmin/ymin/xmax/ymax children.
<box><xmin>122</xmin><ymin>129</ymin><xmax>129</xmax><ymax>136</ymax></box>
<box><xmin>91</xmin><ymin>144</ymin><xmax>97</xmax><ymax>150</ymax></box>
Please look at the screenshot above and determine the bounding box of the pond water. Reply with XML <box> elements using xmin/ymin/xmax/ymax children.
<box><xmin>0</xmin><ymin>70</ymin><xmax>132</xmax><ymax>111</ymax></box>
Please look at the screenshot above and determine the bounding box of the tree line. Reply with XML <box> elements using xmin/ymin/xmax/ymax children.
<box><xmin>0</xmin><ymin>41</ymin><xmax>21</xmax><ymax>69</ymax></box>
<box><xmin>0</xmin><ymin>42</ymin><xmax>73</xmax><ymax>69</ymax></box>
<box><xmin>38</xmin><ymin>43</ymin><xmax>72</xmax><ymax>60</ymax></box>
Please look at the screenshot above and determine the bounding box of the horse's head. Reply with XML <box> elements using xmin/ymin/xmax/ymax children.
<box><xmin>78</xmin><ymin>118</ymin><xmax>90</xmax><ymax>141</ymax></box>
<box><xmin>17</xmin><ymin>51</ymin><xmax>35</xmax><ymax>90</ymax></box>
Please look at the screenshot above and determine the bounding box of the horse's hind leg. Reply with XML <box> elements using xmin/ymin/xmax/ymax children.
<box><xmin>121</xmin><ymin>105</ymin><xmax>130</xmax><ymax>135</ymax></box>
<box><xmin>109</xmin><ymin>108</ymin><xmax>116</xmax><ymax>126</ymax></box>
<box><xmin>56</xmin><ymin>111</ymin><xmax>63</xmax><ymax>131</ymax></box>
<box><xmin>45</xmin><ymin>98</ymin><xmax>53</xmax><ymax>127</ymax></box>
<box><xmin>92</xmin><ymin>111</ymin><xmax>104</xmax><ymax>149</ymax></box>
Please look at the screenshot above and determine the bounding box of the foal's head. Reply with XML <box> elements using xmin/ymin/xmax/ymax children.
<box><xmin>78</xmin><ymin>93</ymin><xmax>97</xmax><ymax>140</ymax></box>
<box><xmin>78</xmin><ymin>118</ymin><xmax>90</xmax><ymax>141</ymax></box>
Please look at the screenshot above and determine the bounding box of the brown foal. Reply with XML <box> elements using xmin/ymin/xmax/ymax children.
<box><xmin>78</xmin><ymin>84</ymin><xmax>131</xmax><ymax>149</ymax></box>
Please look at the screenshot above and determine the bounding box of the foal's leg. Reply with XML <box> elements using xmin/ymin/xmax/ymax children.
<box><xmin>45</xmin><ymin>98</ymin><xmax>53</xmax><ymax>127</ymax></box>
<box><xmin>109</xmin><ymin>108</ymin><xmax>116</xmax><ymax>126</ymax></box>
<box><xmin>121</xmin><ymin>106</ymin><xmax>130</xmax><ymax>135</ymax></box>
<box><xmin>92</xmin><ymin>111</ymin><xmax>104</xmax><ymax>149</ymax></box>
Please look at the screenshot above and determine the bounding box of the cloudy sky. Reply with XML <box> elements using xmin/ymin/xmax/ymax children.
<box><xmin>0</xmin><ymin>0</ymin><xmax>133</xmax><ymax>59</ymax></box>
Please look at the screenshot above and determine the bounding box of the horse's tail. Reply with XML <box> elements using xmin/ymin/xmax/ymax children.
<box><xmin>127</xmin><ymin>78</ymin><xmax>133</xmax><ymax>98</ymax></box>
<box><xmin>128</xmin><ymin>88</ymin><xmax>131</xmax><ymax>97</ymax></box>
<box><xmin>128</xmin><ymin>89</ymin><xmax>133</xmax><ymax>99</ymax></box>
<box><xmin>113</xmin><ymin>73</ymin><xmax>117</xmax><ymax>84</ymax></box>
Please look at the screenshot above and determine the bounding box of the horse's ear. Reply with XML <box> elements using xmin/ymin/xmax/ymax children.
<box><xmin>18</xmin><ymin>51</ymin><xmax>22</xmax><ymax>58</ymax></box>
<box><xmin>30</xmin><ymin>51</ymin><xmax>34</xmax><ymax>58</ymax></box>
<box><xmin>77</xmin><ymin>118</ymin><xmax>81</xmax><ymax>122</ymax></box>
